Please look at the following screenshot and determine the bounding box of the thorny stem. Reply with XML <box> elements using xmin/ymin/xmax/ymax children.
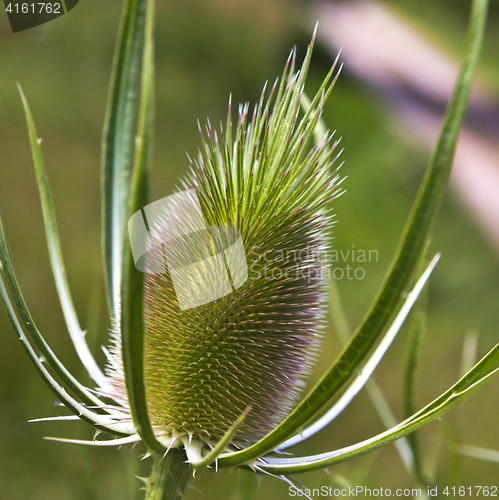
<box><xmin>144</xmin><ymin>450</ymin><xmax>191</xmax><ymax>500</ymax></box>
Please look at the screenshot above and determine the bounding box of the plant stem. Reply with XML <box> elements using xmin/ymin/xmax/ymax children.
<box><xmin>144</xmin><ymin>450</ymin><xmax>191</xmax><ymax>500</ymax></box>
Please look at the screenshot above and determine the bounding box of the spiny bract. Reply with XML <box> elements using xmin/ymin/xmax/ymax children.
<box><xmin>107</xmin><ymin>37</ymin><xmax>343</xmax><ymax>448</ymax></box>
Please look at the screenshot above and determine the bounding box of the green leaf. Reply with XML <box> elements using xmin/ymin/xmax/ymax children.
<box><xmin>44</xmin><ymin>435</ymin><xmax>142</xmax><ymax>446</ymax></box>
<box><xmin>101</xmin><ymin>0</ymin><xmax>148</xmax><ymax>320</ymax></box>
<box><xmin>256</xmin><ymin>342</ymin><xmax>499</xmax><ymax>474</ymax></box>
<box><xmin>17</xmin><ymin>85</ymin><xmax>106</xmax><ymax>387</ymax></box>
<box><xmin>192</xmin><ymin>408</ymin><xmax>251</xmax><ymax>469</ymax></box>
<box><xmin>120</xmin><ymin>0</ymin><xmax>165</xmax><ymax>454</ymax></box>
<box><xmin>218</xmin><ymin>0</ymin><xmax>489</xmax><ymax>468</ymax></box>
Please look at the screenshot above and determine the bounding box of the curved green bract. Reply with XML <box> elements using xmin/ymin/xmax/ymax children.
<box><xmin>218</xmin><ymin>0</ymin><xmax>489</xmax><ymax>468</ymax></box>
<box><xmin>192</xmin><ymin>408</ymin><xmax>251</xmax><ymax>469</ymax></box>
<box><xmin>257</xmin><ymin>342</ymin><xmax>499</xmax><ymax>474</ymax></box>
<box><xmin>120</xmin><ymin>0</ymin><xmax>165</xmax><ymax>454</ymax></box>
<box><xmin>17</xmin><ymin>86</ymin><xmax>106</xmax><ymax>388</ymax></box>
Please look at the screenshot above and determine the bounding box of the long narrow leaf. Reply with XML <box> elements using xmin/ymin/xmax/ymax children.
<box><xmin>257</xmin><ymin>342</ymin><xmax>499</xmax><ymax>474</ymax></box>
<box><xmin>120</xmin><ymin>0</ymin><xmax>165</xmax><ymax>454</ymax></box>
<box><xmin>102</xmin><ymin>0</ymin><xmax>147</xmax><ymax>320</ymax></box>
<box><xmin>44</xmin><ymin>435</ymin><xmax>142</xmax><ymax>446</ymax></box>
<box><xmin>191</xmin><ymin>408</ymin><xmax>251</xmax><ymax>469</ymax></box>
<box><xmin>217</xmin><ymin>0</ymin><xmax>488</xmax><ymax>468</ymax></box>
<box><xmin>17</xmin><ymin>86</ymin><xmax>106</xmax><ymax>387</ymax></box>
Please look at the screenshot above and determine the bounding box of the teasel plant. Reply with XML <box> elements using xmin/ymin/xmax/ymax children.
<box><xmin>0</xmin><ymin>0</ymin><xmax>497</xmax><ymax>498</ymax></box>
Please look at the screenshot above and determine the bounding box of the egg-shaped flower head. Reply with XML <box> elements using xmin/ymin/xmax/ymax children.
<box><xmin>104</xmin><ymin>33</ymin><xmax>343</xmax><ymax>451</ymax></box>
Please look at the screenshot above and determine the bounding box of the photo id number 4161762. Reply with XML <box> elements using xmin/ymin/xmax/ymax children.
<box><xmin>5</xmin><ymin>3</ymin><xmax>61</xmax><ymax>14</ymax></box>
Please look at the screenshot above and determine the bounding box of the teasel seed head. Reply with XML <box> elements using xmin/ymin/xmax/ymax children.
<box><xmin>107</xmin><ymin>36</ymin><xmax>343</xmax><ymax>448</ymax></box>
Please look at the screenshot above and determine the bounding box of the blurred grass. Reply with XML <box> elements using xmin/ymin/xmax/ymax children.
<box><xmin>0</xmin><ymin>0</ymin><xmax>498</xmax><ymax>499</ymax></box>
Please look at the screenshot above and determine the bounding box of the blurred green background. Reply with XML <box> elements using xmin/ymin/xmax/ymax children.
<box><xmin>0</xmin><ymin>0</ymin><xmax>498</xmax><ymax>498</ymax></box>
